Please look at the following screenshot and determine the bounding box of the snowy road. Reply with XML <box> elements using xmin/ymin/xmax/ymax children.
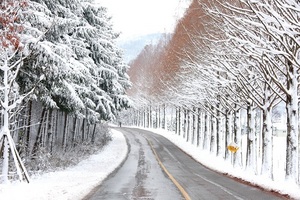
<box><xmin>85</xmin><ymin>128</ymin><xmax>285</xmax><ymax>200</ymax></box>
<box><xmin>84</xmin><ymin>127</ymin><xmax>183</xmax><ymax>200</ymax></box>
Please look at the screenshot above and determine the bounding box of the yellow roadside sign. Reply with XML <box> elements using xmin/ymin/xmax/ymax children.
<box><xmin>227</xmin><ymin>142</ymin><xmax>239</xmax><ymax>153</ymax></box>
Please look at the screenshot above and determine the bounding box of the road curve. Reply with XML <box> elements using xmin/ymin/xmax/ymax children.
<box><xmin>84</xmin><ymin>127</ymin><xmax>183</xmax><ymax>200</ymax></box>
<box><xmin>84</xmin><ymin>127</ymin><xmax>286</xmax><ymax>200</ymax></box>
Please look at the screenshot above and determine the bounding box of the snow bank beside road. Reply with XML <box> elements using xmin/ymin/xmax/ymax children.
<box><xmin>0</xmin><ymin>129</ymin><xmax>128</xmax><ymax>200</ymax></box>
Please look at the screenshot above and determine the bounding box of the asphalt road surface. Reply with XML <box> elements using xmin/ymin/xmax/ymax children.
<box><xmin>84</xmin><ymin>127</ymin><xmax>286</xmax><ymax>200</ymax></box>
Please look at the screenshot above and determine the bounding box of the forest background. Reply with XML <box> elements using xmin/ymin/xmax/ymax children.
<box><xmin>125</xmin><ymin>0</ymin><xmax>300</xmax><ymax>190</ymax></box>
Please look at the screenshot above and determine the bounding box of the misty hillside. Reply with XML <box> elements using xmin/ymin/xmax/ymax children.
<box><xmin>118</xmin><ymin>33</ymin><xmax>162</xmax><ymax>63</ymax></box>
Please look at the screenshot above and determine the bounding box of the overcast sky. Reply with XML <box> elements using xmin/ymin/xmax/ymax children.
<box><xmin>94</xmin><ymin>0</ymin><xmax>191</xmax><ymax>42</ymax></box>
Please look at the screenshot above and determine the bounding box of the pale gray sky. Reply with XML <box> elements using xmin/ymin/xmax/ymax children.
<box><xmin>94</xmin><ymin>0</ymin><xmax>191</xmax><ymax>42</ymax></box>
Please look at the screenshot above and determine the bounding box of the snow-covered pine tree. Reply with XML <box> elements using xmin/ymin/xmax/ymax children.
<box><xmin>19</xmin><ymin>0</ymin><xmax>131</xmax><ymax>121</ymax></box>
<box><xmin>80</xmin><ymin>2</ymin><xmax>131</xmax><ymax>120</ymax></box>
<box><xmin>11</xmin><ymin>0</ymin><xmax>130</xmax><ymax>161</ymax></box>
<box><xmin>19</xmin><ymin>0</ymin><xmax>89</xmax><ymax>114</ymax></box>
<box><xmin>14</xmin><ymin>0</ymin><xmax>89</xmax><ymax>158</ymax></box>
<box><xmin>3</xmin><ymin>0</ymin><xmax>133</xmax><ymax>181</ymax></box>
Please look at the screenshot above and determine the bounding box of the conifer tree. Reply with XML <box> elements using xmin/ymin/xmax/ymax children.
<box><xmin>18</xmin><ymin>0</ymin><xmax>131</xmax><ymax>120</ymax></box>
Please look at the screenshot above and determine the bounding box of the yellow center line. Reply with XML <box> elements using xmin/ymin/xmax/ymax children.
<box><xmin>147</xmin><ymin>138</ymin><xmax>191</xmax><ymax>200</ymax></box>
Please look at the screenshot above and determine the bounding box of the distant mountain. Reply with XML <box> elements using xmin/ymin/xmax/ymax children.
<box><xmin>118</xmin><ymin>33</ymin><xmax>163</xmax><ymax>63</ymax></box>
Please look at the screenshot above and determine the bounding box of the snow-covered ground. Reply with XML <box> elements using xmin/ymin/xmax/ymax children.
<box><xmin>0</xmin><ymin>129</ymin><xmax>128</xmax><ymax>200</ymax></box>
<box><xmin>1</xmin><ymin>127</ymin><xmax>299</xmax><ymax>200</ymax></box>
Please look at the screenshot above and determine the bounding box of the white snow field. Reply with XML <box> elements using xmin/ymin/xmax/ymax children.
<box><xmin>0</xmin><ymin>129</ymin><xmax>128</xmax><ymax>200</ymax></box>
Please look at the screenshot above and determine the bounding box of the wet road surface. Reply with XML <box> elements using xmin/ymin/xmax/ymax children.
<box><xmin>84</xmin><ymin>127</ymin><xmax>183</xmax><ymax>200</ymax></box>
<box><xmin>85</xmin><ymin>128</ymin><xmax>286</xmax><ymax>200</ymax></box>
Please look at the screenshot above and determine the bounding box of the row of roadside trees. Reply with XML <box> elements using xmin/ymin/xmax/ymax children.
<box><xmin>125</xmin><ymin>0</ymin><xmax>299</xmax><ymax>187</ymax></box>
<box><xmin>0</xmin><ymin>0</ymin><xmax>131</xmax><ymax>183</ymax></box>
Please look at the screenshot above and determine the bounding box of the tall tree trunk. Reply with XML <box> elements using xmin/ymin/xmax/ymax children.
<box><xmin>192</xmin><ymin>107</ymin><xmax>196</xmax><ymax>145</ymax></box>
<box><xmin>158</xmin><ymin>106</ymin><xmax>161</xmax><ymax>128</ymax></box>
<box><xmin>183</xmin><ymin>109</ymin><xmax>187</xmax><ymax>139</ymax></box>
<box><xmin>210</xmin><ymin>107</ymin><xmax>216</xmax><ymax>153</ymax></box>
<box><xmin>148</xmin><ymin>105</ymin><xmax>152</xmax><ymax>128</ymax></box>
<box><xmin>136</xmin><ymin>109</ymin><xmax>139</xmax><ymax>126</ymax></box>
<box><xmin>87</xmin><ymin>123</ymin><xmax>91</xmax><ymax>140</ymax></box>
<box><xmin>175</xmin><ymin>107</ymin><xmax>178</xmax><ymax>134</ymax></box>
<box><xmin>202</xmin><ymin>111</ymin><xmax>208</xmax><ymax>150</ymax></box>
<box><xmin>225</xmin><ymin>110</ymin><xmax>232</xmax><ymax>161</ymax></box>
<box><xmin>143</xmin><ymin>107</ymin><xmax>146</xmax><ymax>128</ymax></box>
<box><xmin>25</xmin><ymin>100</ymin><xmax>32</xmax><ymax>156</ymax></box>
<box><xmin>246</xmin><ymin>101</ymin><xmax>256</xmax><ymax>173</ymax></box>
<box><xmin>62</xmin><ymin>112</ymin><xmax>69</xmax><ymax>151</ymax></box>
<box><xmin>285</xmin><ymin>64</ymin><xmax>299</xmax><ymax>183</ymax></box>
<box><xmin>1</xmin><ymin>136</ymin><xmax>9</xmax><ymax>183</ymax></box>
<box><xmin>16</xmin><ymin>107</ymin><xmax>26</xmax><ymax>155</ymax></box>
<box><xmin>31</xmin><ymin>108</ymin><xmax>47</xmax><ymax>158</ymax></box>
<box><xmin>163</xmin><ymin>104</ymin><xmax>166</xmax><ymax>129</ymax></box>
<box><xmin>49</xmin><ymin>109</ymin><xmax>55</xmax><ymax>154</ymax></box>
<box><xmin>91</xmin><ymin>123</ymin><xmax>97</xmax><ymax>144</ymax></box>
<box><xmin>260</xmin><ymin>83</ymin><xmax>274</xmax><ymax>179</ymax></box>
<box><xmin>170</xmin><ymin>107</ymin><xmax>174</xmax><ymax>131</ymax></box>
<box><xmin>216</xmin><ymin>106</ymin><xmax>221</xmax><ymax>156</ymax></box>
<box><xmin>52</xmin><ymin>110</ymin><xmax>60</xmax><ymax>153</ymax></box>
<box><xmin>139</xmin><ymin>110</ymin><xmax>142</xmax><ymax>127</ymax></box>
<box><xmin>210</xmin><ymin>117</ymin><xmax>216</xmax><ymax>153</ymax></box>
<box><xmin>196</xmin><ymin>108</ymin><xmax>201</xmax><ymax>147</ymax></box>
<box><xmin>233</xmin><ymin>106</ymin><xmax>242</xmax><ymax>168</ymax></box>
<box><xmin>72</xmin><ymin>117</ymin><xmax>78</xmax><ymax>146</ymax></box>
<box><xmin>156</xmin><ymin>107</ymin><xmax>159</xmax><ymax>129</ymax></box>
<box><xmin>43</xmin><ymin>110</ymin><xmax>49</xmax><ymax>148</ymax></box>
<box><xmin>255</xmin><ymin>109</ymin><xmax>261</xmax><ymax>174</ymax></box>
<box><xmin>186</xmin><ymin>110</ymin><xmax>191</xmax><ymax>142</ymax></box>
<box><xmin>178</xmin><ymin>107</ymin><xmax>181</xmax><ymax>136</ymax></box>
<box><xmin>81</xmin><ymin>118</ymin><xmax>86</xmax><ymax>143</ymax></box>
<box><xmin>261</xmin><ymin>107</ymin><xmax>273</xmax><ymax>179</ymax></box>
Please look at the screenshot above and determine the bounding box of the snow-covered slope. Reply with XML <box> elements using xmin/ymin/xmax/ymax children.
<box><xmin>0</xmin><ymin>129</ymin><xmax>128</xmax><ymax>200</ymax></box>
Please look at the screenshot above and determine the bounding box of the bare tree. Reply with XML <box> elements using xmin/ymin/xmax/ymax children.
<box><xmin>0</xmin><ymin>0</ymin><xmax>31</xmax><ymax>183</ymax></box>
